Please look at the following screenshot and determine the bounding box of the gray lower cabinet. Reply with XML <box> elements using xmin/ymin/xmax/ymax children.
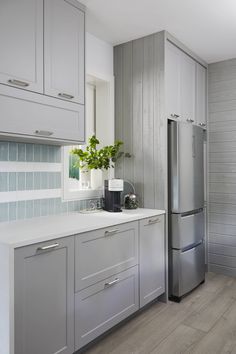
<box><xmin>14</xmin><ymin>237</ymin><xmax>75</xmax><ymax>354</ymax></box>
<box><xmin>139</xmin><ymin>215</ymin><xmax>165</xmax><ymax>307</ymax></box>
<box><xmin>75</xmin><ymin>221</ymin><xmax>139</xmax><ymax>291</ymax></box>
<box><xmin>75</xmin><ymin>266</ymin><xmax>139</xmax><ymax>350</ymax></box>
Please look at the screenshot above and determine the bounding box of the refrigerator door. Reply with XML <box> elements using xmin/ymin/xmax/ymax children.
<box><xmin>169</xmin><ymin>121</ymin><xmax>204</xmax><ymax>213</ymax></box>
<box><xmin>171</xmin><ymin>242</ymin><xmax>205</xmax><ymax>297</ymax></box>
<box><xmin>171</xmin><ymin>209</ymin><xmax>204</xmax><ymax>250</ymax></box>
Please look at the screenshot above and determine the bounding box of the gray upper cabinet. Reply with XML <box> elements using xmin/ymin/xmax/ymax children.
<box><xmin>14</xmin><ymin>237</ymin><xmax>75</xmax><ymax>354</ymax></box>
<box><xmin>139</xmin><ymin>215</ymin><xmax>165</xmax><ymax>308</ymax></box>
<box><xmin>165</xmin><ymin>41</ymin><xmax>181</xmax><ymax>120</ymax></box>
<box><xmin>0</xmin><ymin>0</ymin><xmax>43</xmax><ymax>93</ymax></box>
<box><xmin>196</xmin><ymin>63</ymin><xmax>207</xmax><ymax>128</ymax></box>
<box><xmin>44</xmin><ymin>0</ymin><xmax>85</xmax><ymax>104</ymax></box>
<box><xmin>180</xmin><ymin>51</ymin><xmax>196</xmax><ymax>123</ymax></box>
<box><xmin>0</xmin><ymin>0</ymin><xmax>85</xmax><ymax>144</ymax></box>
<box><xmin>165</xmin><ymin>40</ymin><xmax>205</xmax><ymax>127</ymax></box>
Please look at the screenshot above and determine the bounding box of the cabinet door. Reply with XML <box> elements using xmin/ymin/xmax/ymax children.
<box><xmin>165</xmin><ymin>41</ymin><xmax>181</xmax><ymax>120</ymax></box>
<box><xmin>139</xmin><ymin>215</ymin><xmax>165</xmax><ymax>308</ymax></box>
<box><xmin>14</xmin><ymin>237</ymin><xmax>74</xmax><ymax>354</ymax></box>
<box><xmin>0</xmin><ymin>85</ymin><xmax>85</xmax><ymax>144</ymax></box>
<box><xmin>44</xmin><ymin>0</ymin><xmax>85</xmax><ymax>104</ymax></box>
<box><xmin>196</xmin><ymin>63</ymin><xmax>207</xmax><ymax>128</ymax></box>
<box><xmin>0</xmin><ymin>0</ymin><xmax>43</xmax><ymax>93</ymax></box>
<box><xmin>180</xmin><ymin>52</ymin><xmax>196</xmax><ymax>123</ymax></box>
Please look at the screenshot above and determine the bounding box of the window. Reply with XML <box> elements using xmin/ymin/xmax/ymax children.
<box><xmin>62</xmin><ymin>74</ymin><xmax>114</xmax><ymax>201</ymax></box>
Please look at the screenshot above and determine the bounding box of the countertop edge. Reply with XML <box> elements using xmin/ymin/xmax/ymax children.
<box><xmin>0</xmin><ymin>209</ymin><xmax>166</xmax><ymax>249</ymax></box>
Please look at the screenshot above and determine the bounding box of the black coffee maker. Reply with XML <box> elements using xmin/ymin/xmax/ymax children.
<box><xmin>104</xmin><ymin>179</ymin><xmax>124</xmax><ymax>212</ymax></box>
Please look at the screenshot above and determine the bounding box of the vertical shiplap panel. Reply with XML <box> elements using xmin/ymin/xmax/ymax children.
<box><xmin>132</xmin><ymin>38</ymin><xmax>144</xmax><ymax>206</ymax></box>
<box><xmin>122</xmin><ymin>42</ymin><xmax>134</xmax><ymax>183</ymax></box>
<box><xmin>114</xmin><ymin>33</ymin><xmax>166</xmax><ymax>210</ymax></box>
<box><xmin>114</xmin><ymin>45</ymin><xmax>124</xmax><ymax>179</ymax></box>
<box><xmin>208</xmin><ymin>59</ymin><xmax>236</xmax><ymax>276</ymax></box>
<box><xmin>153</xmin><ymin>32</ymin><xmax>166</xmax><ymax>209</ymax></box>
<box><xmin>143</xmin><ymin>35</ymin><xmax>155</xmax><ymax>208</ymax></box>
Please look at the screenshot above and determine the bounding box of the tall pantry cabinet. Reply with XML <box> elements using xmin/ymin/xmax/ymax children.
<box><xmin>114</xmin><ymin>31</ymin><xmax>207</xmax><ymax>210</ymax></box>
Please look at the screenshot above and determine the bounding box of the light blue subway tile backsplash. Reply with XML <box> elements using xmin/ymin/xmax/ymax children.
<box><xmin>0</xmin><ymin>141</ymin><xmax>61</xmax><ymax>163</ymax></box>
<box><xmin>9</xmin><ymin>143</ymin><xmax>17</xmax><ymax>161</ymax></box>
<box><xmin>18</xmin><ymin>143</ymin><xmax>26</xmax><ymax>161</ymax></box>
<box><xmin>0</xmin><ymin>142</ymin><xmax>9</xmax><ymax>161</ymax></box>
<box><xmin>0</xmin><ymin>197</ymin><xmax>101</xmax><ymax>223</ymax></box>
<box><xmin>9</xmin><ymin>172</ymin><xmax>17</xmax><ymax>191</ymax></box>
<box><xmin>0</xmin><ymin>141</ymin><xmax>100</xmax><ymax>223</ymax></box>
<box><xmin>0</xmin><ymin>172</ymin><xmax>8</xmax><ymax>192</ymax></box>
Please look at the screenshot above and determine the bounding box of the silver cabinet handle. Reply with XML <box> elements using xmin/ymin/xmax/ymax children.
<box><xmin>186</xmin><ymin>118</ymin><xmax>194</xmax><ymax>123</ymax></box>
<box><xmin>37</xmin><ymin>243</ymin><xmax>59</xmax><ymax>251</ymax></box>
<box><xmin>35</xmin><ymin>130</ymin><xmax>53</xmax><ymax>136</ymax></box>
<box><xmin>58</xmin><ymin>93</ymin><xmax>74</xmax><ymax>99</ymax></box>
<box><xmin>199</xmin><ymin>123</ymin><xmax>206</xmax><ymax>127</ymax></box>
<box><xmin>104</xmin><ymin>278</ymin><xmax>119</xmax><ymax>288</ymax></box>
<box><xmin>8</xmin><ymin>79</ymin><xmax>29</xmax><ymax>87</ymax></box>
<box><xmin>145</xmin><ymin>217</ymin><xmax>161</xmax><ymax>226</ymax></box>
<box><xmin>170</xmin><ymin>114</ymin><xmax>180</xmax><ymax>118</ymax></box>
<box><xmin>104</xmin><ymin>228</ymin><xmax>119</xmax><ymax>236</ymax></box>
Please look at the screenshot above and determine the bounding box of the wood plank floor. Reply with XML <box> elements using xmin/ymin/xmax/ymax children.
<box><xmin>84</xmin><ymin>272</ymin><xmax>236</xmax><ymax>354</ymax></box>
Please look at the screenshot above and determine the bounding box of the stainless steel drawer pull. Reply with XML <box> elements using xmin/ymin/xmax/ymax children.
<box><xmin>104</xmin><ymin>229</ymin><xmax>119</xmax><ymax>236</ymax></box>
<box><xmin>58</xmin><ymin>92</ymin><xmax>74</xmax><ymax>99</ymax></box>
<box><xmin>146</xmin><ymin>218</ymin><xmax>160</xmax><ymax>225</ymax></box>
<box><xmin>8</xmin><ymin>79</ymin><xmax>29</xmax><ymax>87</ymax></box>
<box><xmin>186</xmin><ymin>118</ymin><xmax>194</xmax><ymax>123</ymax></box>
<box><xmin>35</xmin><ymin>130</ymin><xmax>53</xmax><ymax>136</ymax></box>
<box><xmin>104</xmin><ymin>278</ymin><xmax>119</xmax><ymax>288</ymax></box>
<box><xmin>37</xmin><ymin>243</ymin><xmax>59</xmax><ymax>251</ymax></box>
<box><xmin>199</xmin><ymin>123</ymin><xmax>206</xmax><ymax>127</ymax></box>
<box><xmin>171</xmin><ymin>114</ymin><xmax>180</xmax><ymax>118</ymax></box>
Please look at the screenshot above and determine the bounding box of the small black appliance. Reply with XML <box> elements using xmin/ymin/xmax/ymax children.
<box><xmin>104</xmin><ymin>179</ymin><xmax>124</xmax><ymax>212</ymax></box>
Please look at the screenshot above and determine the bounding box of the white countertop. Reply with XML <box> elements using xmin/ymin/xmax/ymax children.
<box><xmin>0</xmin><ymin>208</ymin><xmax>165</xmax><ymax>248</ymax></box>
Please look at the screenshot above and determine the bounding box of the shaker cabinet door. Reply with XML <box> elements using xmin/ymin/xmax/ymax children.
<box><xmin>0</xmin><ymin>0</ymin><xmax>43</xmax><ymax>93</ymax></box>
<box><xmin>139</xmin><ymin>215</ymin><xmax>165</xmax><ymax>307</ymax></box>
<box><xmin>196</xmin><ymin>63</ymin><xmax>207</xmax><ymax>128</ymax></box>
<box><xmin>14</xmin><ymin>237</ymin><xmax>75</xmax><ymax>354</ymax></box>
<box><xmin>44</xmin><ymin>0</ymin><xmax>85</xmax><ymax>104</ymax></box>
<box><xmin>165</xmin><ymin>41</ymin><xmax>181</xmax><ymax>120</ymax></box>
<box><xmin>180</xmin><ymin>52</ymin><xmax>196</xmax><ymax>123</ymax></box>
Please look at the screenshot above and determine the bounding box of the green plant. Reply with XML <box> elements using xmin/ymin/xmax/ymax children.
<box><xmin>71</xmin><ymin>135</ymin><xmax>124</xmax><ymax>170</ymax></box>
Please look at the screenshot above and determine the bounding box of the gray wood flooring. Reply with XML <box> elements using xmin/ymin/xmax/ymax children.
<box><xmin>84</xmin><ymin>272</ymin><xmax>236</xmax><ymax>354</ymax></box>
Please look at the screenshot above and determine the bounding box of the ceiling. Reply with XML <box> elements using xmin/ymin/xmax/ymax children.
<box><xmin>80</xmin><ymin>0</ymin><xmax>236</xmax><ymax>63</ymax></box>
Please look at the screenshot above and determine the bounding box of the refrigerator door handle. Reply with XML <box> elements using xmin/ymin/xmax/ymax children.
<box><xmin>192</xmin><ymin>135</ymin><xmax>196</xmax><ymax>158</ymax></box>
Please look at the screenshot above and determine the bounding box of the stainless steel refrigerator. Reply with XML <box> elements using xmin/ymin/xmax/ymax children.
<box><xmin>168</xmin><ymin>120</ymin><xmax>205</xmax><ymax>302</ymax></box>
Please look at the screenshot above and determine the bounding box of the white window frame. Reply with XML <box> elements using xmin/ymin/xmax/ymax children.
<box><xmin>62</xmin><ymin>72</ymin><xmax>114</xmax><ymax>201</ymax></box>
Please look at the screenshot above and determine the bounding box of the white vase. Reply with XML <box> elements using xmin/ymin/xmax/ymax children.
<box><xmin>91</xmin><ymin>169</ymin><xmax>103</xmax><ymax>190</ymax></box>
<box><xmin>80</xmin><ymin>168</ymin><xmax>91</xmax><ymax>189</ymax></box>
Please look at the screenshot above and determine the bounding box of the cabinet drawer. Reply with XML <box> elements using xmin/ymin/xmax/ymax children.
<box><xmin>0</xmin><ymin>85</ymin><xmax>85</xmax><ymax>144</ymax></box>
<box><xmin>75</xmin><ymin>266</ymin><xmax>139</xmax><ymax>350</ymax></box>
<box><xmin>75</xmin><ymin>221</ymin><xmax>138</xmax><ymax>291</ymax></box>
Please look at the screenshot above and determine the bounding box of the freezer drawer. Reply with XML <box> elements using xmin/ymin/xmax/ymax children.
<box><xmin>169</xmin><ymin>121</ymin><xmax>204</xmax><ymax>213</ymax></box>
<box><xmin>171</xmin><ymin>242</ymin><xmax>205</xmax><ymax>297</ymax></box>
<box><xmin>171</xmin><ymin>209</ymin><xmax>204</xmax><ymax>249</ymax></box>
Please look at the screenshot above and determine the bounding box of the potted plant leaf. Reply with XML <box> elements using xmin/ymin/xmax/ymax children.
<box><xmin>71</xmin><ymin>135</ymin><xmax>125</xmax><ymax>189</ymax></box>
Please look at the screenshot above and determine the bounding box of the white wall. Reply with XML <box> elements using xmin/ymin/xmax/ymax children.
<box><xmin>86</xmin><ymin>32</ymin><xmax>113</xmax><ymax>79</ymax></box>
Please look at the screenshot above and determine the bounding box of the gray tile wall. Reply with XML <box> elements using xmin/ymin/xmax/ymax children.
<box><xmin>0</xmin><ymin>142</ymin><xmax>100</xmax><ymax>223</ymax></box>
<box><xmin>208</xmin><ymin>58</ymin><xmax>236</xmax><ymax>277</ymax></box>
